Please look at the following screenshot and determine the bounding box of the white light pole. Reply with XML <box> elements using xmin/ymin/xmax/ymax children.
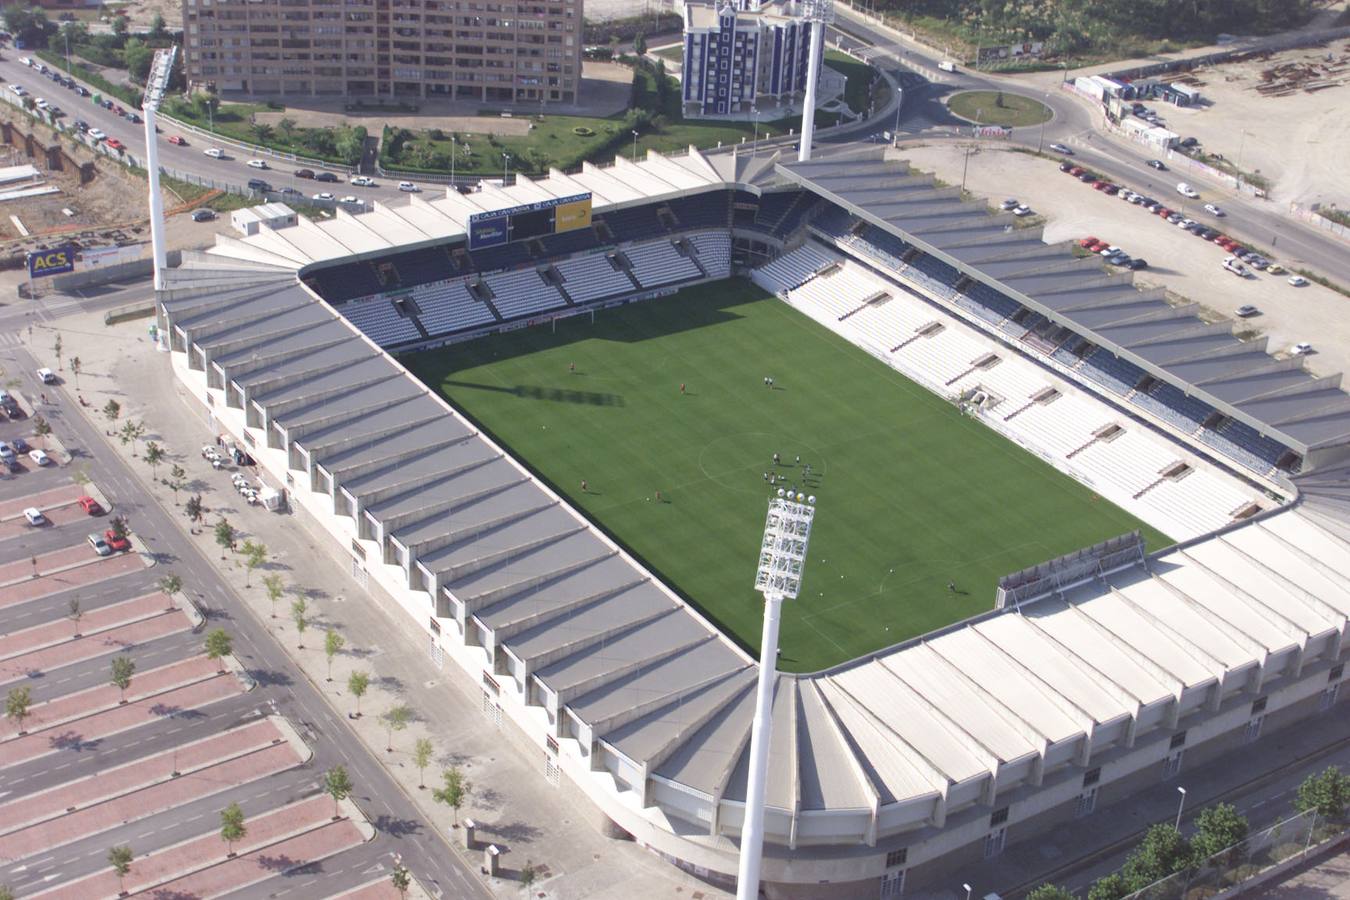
<box><xmin>797</xmin><ymin>0</ymin><xmax>833</xmax><ymax>162</ymax></box>
<box><xmin>963</xmin><ymin>884</ymin><xmax>973</xmax><ymax>900</ymax></box>
<box><xmin>631</xmin><ymin>129</ymin><xmax>640</xmax><ymax>162</ymax></box>
<box><xmin>1174</xmin><ymin>786</ymin><xmax>1187</xmax><ymax>831</ymax></box>
<box><xmin>737</xmin><ymin>490</ymin><xmax>816</xmax><ymax>900</ymax></box>
<box><xmin>142</xmin><ymin>47</ymin><xmax>177</xmax><ymax>293</ymax></box>
<box><xmin>503</xmin><ymin>152</ymin><xmax>511</xmax><ymax>185</ymax></box>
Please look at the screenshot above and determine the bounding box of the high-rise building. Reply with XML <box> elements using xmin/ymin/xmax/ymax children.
<box><xmin>182</xmin><ymin>0</ymin><xmax>582</xmax><ymax>103</ymax></box>
<box><xmin>680</xmin><ymin>0</ymin><xmax>812</xmax><ymax>117</ymax></box>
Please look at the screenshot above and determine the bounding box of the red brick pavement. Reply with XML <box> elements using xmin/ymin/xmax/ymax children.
<box><xmin>1</xmin><ymin>674</ymin><xmax>243</xmax><ymax>768</ymax></box>
<box><xmin>0</xmin><ymin>544</ymin><xmax>98</xmax><ymax>584</ymax></box>
<box><xmin>336</xmin><ymin>877</ymin><xmax>406</xmax><ymax>900</ymax></box>
<box><xmin>0</xmin><ymin>485</ymin><xmax>83</xmax><ymax>520</ymax></box>
<box><xmin>0</xmin><ymin>553</ymin><xmax>145</xmax><ymax>609</ymax></box>
<box><xmin>0</xmin><ymin>717</ymin><xmax>283</xmax><ymax>836</ymax></box>
<box><xmin>0</xmin><ymin>608</ymin><xmax>190</xmax><ymax>687</ymax></box>
<box><xmin>0</xmin><ymin>653</ymin><xmax>217</xmax><ymax>738</ymax></box>
<box><xmin>0</xmin><ymin>505</ymin><xmax>91</xmax><ymax>542</ymax></box>
<box><xmin>0</xmin><ymin>742</ymin><xmax>304</xmax><ymax>860</ymax></box>
<box><xmin>31</xmin><ymin>795</ymin><xmax>358</xmax><ymax>900</ymax></box>
<box><xmin>0</xmin><ymin>592</ymin><xmax>172</xmax><ymax>661</ymax></box>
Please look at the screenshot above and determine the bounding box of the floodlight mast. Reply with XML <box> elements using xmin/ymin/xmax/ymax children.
<box><xmin>737</xmin><ymin>493</ymin><xmax>815</xmax><ymax>900</ymax></box>
<box><xmin>142</xmin><ymin>47</ymin><xmax>177</xmax><ymax>292</ymax></box>
<box><xmin>797</xmin><ymin>0</ymin><xmax>833</xmax><ymax>163</ymax></box>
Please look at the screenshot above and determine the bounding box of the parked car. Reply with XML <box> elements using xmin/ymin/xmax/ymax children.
<box><xmin>23</xmin><ymin>507</ymin><xmax>45</xmax><ymax>526</ymax></box>
<box><xmin>1180</xmin><ymin>136</ymin><xmax>1199</xmax><ymax>148</ymax></box>
<box><xmin>1266</xmin><ymin>264</ymin><xmax>1286</xmax><ymax>275</ymax></box>
<box><xmin>349</xmin><ymin>175</ymin><xmax>375</xmax><ymax>187</ymax></box>
<box><xmin>1236</xmin><ymin>305</ymin><xmax>1260</xmax><ymax>317</ymax></box>
<box><xmin>246</xmin><ymin>178</ymin><xmax>272</xmax><ymax>192</ymax></box>
<box><xmin>340</xmin><ymin>195</ymin><xmax>360</xmax><ymax>204</ymax></box>
<box><xmin>74</xmin><ymin>85</ymin><xmax>89</xmax><ymax>97</ymax></box>
<box><xmin>314</xmin><ymin>172</ymin><xmax>339</xmax><ymax>183</ymax></box>
<box><xmin>168</xmin><ymin>135</ymin><xmax>188</xmax><ymax>145</ymax></box>
<box><xmin>398</xmin><ymin>181</ymin><xmax>420</xmax><ymax>193</ymax></box>
<box><xmin>1127</xmin><ymin>258</ymin><xmax>1149</xmax><ymax>270</ymax></box>
<box><xmin>105</xmin><ymin>138</ymin><xmax>124</xmax><ymax>151</ymax></box>
<box><xmin>12</xmin><ymin>438</ymin><xmax>28</xmax><ymax>453</ymax></box>
<box><xmin>1078</xmin><ymin>236</ymin><xmax>1100</xmax><ymax>248</ymax></box>
<box><xmin>36</xmin><ymin>366</ymin><xmax>56</xmax><ymax>384</ymax></box>
<box><xmin>11</xmin><ymin>85</ymin><xmax>27</xmax><ymax>97</ymax></box>
<box><xmin>1290</xmin><ymin>342</ymin><xmax>1313</xmax><ymax>355</ymax></box>
<box><xmin>79</xmin><ymin>496</ymin><xmax>104</xmax><ymax>515</ymax></box>
<box><xmin>1222</xmin><ymin>256</ymin><xmax>1249</xmax><ymax>277</ymax></box>
<box><xmin>1058</xmin><ymin>161</ymin><xmax>1074</xmax><ymax>172</ymax></box>
<box><xmin>87</xmin><ymin>127</ymin><xmax>105</xmax><ymax>141</ymax></box>
<box><xmin>1288</xmin><ymin>275</ymin><xmax>1309</xmax><ymax>287</ymax></box>
<box><xmin>113</xmin><ymin>104</ymin><xmax>126</xmax><ymax>117</ymax></box>
<box><xmin>73</xmin><ymin>119</ymin><xmax>89</xmax><ymax>132</ymax></box>
<box><xmin>104</xmin><ymin>528</ymin><xmax>131</xmax><ymax>552</ymax></box>
<box><xmin>126</xmin><ymin>112</ymin><xmax>140</xmax><ymax>124</ymax></box>
<box><xmin>313</xmin><ymin>192</ymin><xmax>336</xmax><ymax>201</ymax></box>
<box><xmin>246</xmin><ymin>158</ymin><xmax>268</xmax><ymax>169</ymax></box>
<box><xmin>191</xmin><ymin>208</ymin><xmax>216</xmax><ymax>222</ymax></box>
<box><xmin>294</xmin><ymin>168</ymin><xmax>315</xmax><ymax>179</ymax></box>
<box><xmin>88</xmin><ymin>533</ymin><xmax>111</xmax><ymax>556</ymax></box>
<box><xmin>28</xmin><ymin>449</ymin><xmax>50</xmax><ymax>466</ymax></box>
<box><xmin>1067</xmin><ymin>166</ymin><xmax>1086</xmax><ymax>177</ymax></box>
<box><xmin>204</xmin><ymin>147</ymin><xmax>225</xmax><ymax>158</ymax></box>
<box><xmin>0</xmin><ymin>442</ymin><xmax>14</xmax><ymax>463</ymax></box>
<box><xmin>1049</xmin><ymin>143</ymin><xmax>1072</xmax><ymax>155</ymax></box>
<box><xmin>1013</xmin><ymin>205</ymin><xmax>1033</xmax><ymax>216</ymax></box>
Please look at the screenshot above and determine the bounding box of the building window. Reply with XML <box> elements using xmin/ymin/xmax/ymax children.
<box><xmin>881</xmin><ymin>869</ymin><xmax>905</xmax><ymax>898</ymax></box>
<box><xmin>1244</xmin><ymin>716</ymin><xmax>1263</xmax><ymax>743</ymax></box>
<box><xmin>1330</xmin><ymin>663</ymin><xmax>1345</xmax><ymax>682</ymax></box>
<box><xmin>1251</xmin><ymin>696</ymin><xmax>1268</xmax><ymax>715</ymax></box>
<box><xmin>1169</xmin><ymin>731</ymin><xmax>1187</xmax><ymax>750</ymax></box>
<box><xmin>1321</xmin><ymin>684</ymin><xmax>1340</xmax><ymax>710</ymax></box>
<box><xmin>983</xmin><ymin>828</ymin><xmax>1007</xmax><ymax>859</ymax></box>
<box><xmin>990</xmin><ymin>806</ymin><xmax>1009</xmax><ymax>827</ymax></box>
<box><xmin>1076</xmin><ymin>788</ymin><xmax>1097</xmax><ymax>818</ymax></box>
<box><xmin>884</xmin><ymin>848</ymin><xmax>907</xmax><ymax>869</ymax></box>
<box><xmin>1163</xmin><ymin>751</ymin><xmax>1183</xmax><ymax>780</ymax></box>
<box><xmin>1083</xmin><ymin>767</ymin><xmax>1101</xmax><ymax>787</ymax></box>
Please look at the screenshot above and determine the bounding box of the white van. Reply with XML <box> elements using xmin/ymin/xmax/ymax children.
<box><xmin>1176</xmin><ymin>182</ymin><xmax>1199</xmax><ymax>199</ymax></box>
<box><xmin>938</xmin><ymin>60</ymin><xmax>957</xmax><ymax>72</ymax></box>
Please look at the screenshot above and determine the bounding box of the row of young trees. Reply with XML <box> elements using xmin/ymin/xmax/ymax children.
<box><xmin>1028</xmin><ymin>766</ymin><xmax>1350</xmax><ymax>900</ymax></box>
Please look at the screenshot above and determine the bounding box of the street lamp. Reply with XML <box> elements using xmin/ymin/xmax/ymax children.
<box><xmin>502</xmin><ymin>152</ymin><xmax>511</xmax><ymax>186</ymax></box>
<box><xmin>631</xmin><ymin>129</ymin><xmax>640</xmax><ymax>163</ymax></box>
<box><xmin>450</xmin><ymin>134</ymin><xmax>456</xmax><ymax>189</ymax></box>
<box><xmin>736</xmin><ymin>491</ymin><xmax>817</xmax><ymax>900</ymax></box>
<box><xmin>1174</xmin><ymin>786</ymin><xmax>1187</xmax><ymax>831</ymax></box>
<box><xmin>963</xmin><ymin>884</ymin><xmax>973</xmax><ymax>900</ymax></box>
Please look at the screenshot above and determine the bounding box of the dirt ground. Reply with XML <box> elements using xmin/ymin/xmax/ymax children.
<box><xmin>1145</xmin><ymin>43</ymin><xmax>1350</xmax><ymax>208</ymax></box>
<box><xmin>892</xmin><ymin>142</ymin><xmax>1350</xmax><ymax>378</ymax></box>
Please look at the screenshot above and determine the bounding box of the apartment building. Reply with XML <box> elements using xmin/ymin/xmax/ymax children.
<box><xmin>681</xmin><ymin>0</ymin><xmax>812</xmax><ymax>117</ymax></box>
<box><xmin>181</xmin><ymin>0</ymin><xmax>582</xmax><ymax>102</ymax></box>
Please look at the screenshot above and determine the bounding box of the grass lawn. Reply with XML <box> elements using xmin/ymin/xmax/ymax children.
<box><xmin>404</xmin><ymin>280</ymin><xmax>1171</xmax><ymax>672</ymax></box>
<box><xmin>947</xmin><ymin>90</ymin><xmax>1053</xmax><ymax>127</ymax></box>
<box><xmin>824</xmin><ymin>49</ymin><xmax>875</xmax><ymax>115</ymax></box>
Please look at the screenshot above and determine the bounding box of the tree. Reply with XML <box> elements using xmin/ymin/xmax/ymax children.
<box><xmin>169</xmin><ymin>464</ymin><xmax>187</xmax><ymax>499</ymax></box>
<box><xmin>263</xmin><ymin>573</ymin><xmax>285</xmax><ymax>619</ymax></box>
<box><xmin>219</xmin><ymin>801</ymin><xmax>246</xmax><ymax>856</ymax></box>
<box><xmin>413</xmin><ymin>737</ymin><xmax>434</xmax><ymax>789</ymax></box>
<box><xmin>110</xmin><ymin>655</ymin><xmax>136</xmax><ymax>703</ymax></box>
<box><xmin>324</xmin><ymin>629</ymin><xmax>345</xmax><ymax>681</ymax></box>
<box><xmin>53</xmin><ymin>333</ymin><xmax>63</xmax><ymax>367</ymax></box>
<box><xmin>148</xmin><ymin>12</ymin><xmax>167</xmax><ymax>38</ymax></box>
<box><xmin>1121</xmin><ymin>823</ymin><xmax>1192</xmax><ymax>889</ymax></box>
<box><xmin>291</xmin><ymin>597</ymin><xmax>308</xmax><ymax>648</ymax></box>
<box><xmin>251</xmin><ymin>122</ymin><xmax>274</xmax><ymax>145</ymax></box>
<box><xmin>3</xmin><ymin>4</ymin><xmax>54</xmax><ymax>48</ymax></box>
<box><xmin>108</xmin><ymin>515</ymin><xmax>130</xmax><ymax>543</ymax></box>
<box><xmin>214</xmin><ymin>518</ymin><xmax>235</xmax><ymax>558</ymax></box>
<box><xmin>1295</xmin><ymin>766</ymin><xmax>1350</xmax><ymax>821</ymax></box>
<box><xmin>144</xmin><ymin>441</ymin><xmax>165</xmax><ymax>478</ymax></box>
<box><xmin>391</xmin><ymin>861</ymin><xmax>412</xmax><ymax>899</ymax></box>
<box><xmin>1026</xmin><ymin>886</ymin><xmax>1073</xmax><ymax>900</ymax></box>
<box><xmin>112</xmin><ymin>14</ymin><xmax>128</xmax><ymax>38</ymax></box>
<box><xmin>323</xmin><ymin>765</ymin><xmax>353</xmax><ymax>819</ymax></box>
<box><xmin>159</xmin><ymin>573</ymin><xmax>183</xmax><ymax>598</ymax></box>
<box><xmin>520</xmin><ymin>860</ymin><xmax>537</xmax><ymax>892</ymax></box>
<box><xmin>107</xmin><ymin>844</ymin><xmax>133</xmax><ymax>894</ymax></box>
<box><xmin>204</xmin><ymin>628</ymin><xmax>233</xmax><ymax>672</ymax></box>
<box><xmin>5</xmin><ymin>685</ymin><xmax>33</xmax><ymax>735</ymax></box>
<box><xmin>1</xmin><ymin>882</ymin><xmax>15</xmax><ymax>900</ymax></box>
<box><xmin>103</xmin><ymin>398</ymin><xmax>121</xmax><ymax>423</ymax></box>
<box><xmin>277</xmin><ymin>117</ymin><xmax>298</xmax><ymax>140</ymax></box>
<box><xmin>382</xmin><ymin>703</ymin><xmax>412</xmax><ymax>752</ymax></box>
<box><xmin>69</xmin><ymin>356</ymin><xmax>81</xmax><ymax>389</ymax></box>
<box><xmin>33</xmin><ymin>414</ymin><xmax>51</xmax><ymax>437</ymax></box>
<box><xmin>118</xmin><ymin>420</ymin><xmax>145</xmax><ymax>454</ymax></box>
<box><xmin>432</xmin><ymin>766</ymin><xmax>470</xmax><ymax>825</ymax></box>
<box><xmin>186</xmin><ymin>494</ymin><xmax>204</xmax><ymax>525</ymax></box>
<box><xmin>347</xmin><ymin>670</ymin><xmax>370</xmax><ymax>717</ymax></box>
<box><xmin>634</xmin><ymin>31</ymin><xmax>647</xmax><ymax>55</ymax></box>
<box><xmin>1087</xmin><ymin>873</ymin><xmax>1130</xmax><ymax>900</ymax></box>
<box><xmin>1191</xmin><ymin>803</ymin><xmax>1249</xmax><ymax>864</ymax></box>
<box><xmin>68</xmin><ymin>596</ymin><xmax>83</xmax><ymax>636</ymax></box>
<box><xmin>241</xmin><ymin>540</ymin><xmax>267</xmax><ymax>587</ymax></box>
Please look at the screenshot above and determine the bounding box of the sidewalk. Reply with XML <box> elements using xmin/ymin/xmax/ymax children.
<box><xmin>33</xmin><ymin>308</ymin><xmax>729</xmax><ymax>899</ymax></box>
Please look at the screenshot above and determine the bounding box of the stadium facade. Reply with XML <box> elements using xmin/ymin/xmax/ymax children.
<box><xmin>157</xmin><ymin>143</ymin><xmax>1350</xmax><ymax>897</ymax></box>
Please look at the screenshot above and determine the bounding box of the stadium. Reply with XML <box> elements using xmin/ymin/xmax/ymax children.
<box><xmin>156</xmin><ymin>142</ymin><xmax>1350</xmax><ymax>897</ymax></box>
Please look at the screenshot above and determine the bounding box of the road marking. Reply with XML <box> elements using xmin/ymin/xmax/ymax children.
<box><xmin>8</xmin><ymin>865</ymin><xmax>26</xmax><ymax>874</ymax></box>
<box><xmin>43</xmin><ymin>873</ymin><xmax>60</xmax><ymax>882</ymax></box>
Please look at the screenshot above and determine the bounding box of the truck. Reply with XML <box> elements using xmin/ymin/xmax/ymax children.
<box><xmin>938</xmin><ymin>60</ymin><xmax>957</xmax><ymax>73</ymax></box>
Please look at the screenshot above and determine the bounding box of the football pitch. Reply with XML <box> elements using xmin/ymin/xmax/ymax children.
<box><xmin>404</xmin><ymin>280</ymin><xmax>1173</xmax><ymax>672</ymax></box>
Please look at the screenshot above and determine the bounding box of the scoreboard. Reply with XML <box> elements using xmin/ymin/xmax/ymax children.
<box><xmin>468</xmin><ymin>193</ymin><xmax>593</xmax><ymax>250</ymax></box>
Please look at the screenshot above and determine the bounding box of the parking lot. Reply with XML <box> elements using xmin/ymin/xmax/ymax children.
<box><xmin>0</xmin><ymin>367</ymin><xmax>426</xmax><ymax>899</ymax></box>
<box><xmin>893</xmin><ymin>141</ymin><xmax>1350</xmax><ymax>377</ymax></box>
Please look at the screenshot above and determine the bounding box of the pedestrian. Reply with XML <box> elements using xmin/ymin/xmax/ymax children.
<box><xmin>763</xmin><ymin>376</ymin><xmax>770</xmax><ymax>386</ymax></box>
<box><xmin>680</xmin><ymin>382</ymin><xmax>686</xmax><ymax>394</ymax></box>
<box><xmin>655</xmin><ymin>489</ymin><xmax>663</xmax><ymax>503</ymax></box>
<box><xmin>581</xmin><ymin>479</ymin><xmax>588</xmax><ymax>493</ymax></box>
<box><xmin>773</xmin><ymin>452</ymin><xmax>780</xmax><ymax>465</ymax></box>
<box><xmin>768</xmin><ymin>377</ymin><xmax>774</xmax><ymax>388</ymax></box>
<box><xmin>795</xmin><ymin>454</ymin><xmax>800</xmax><ymax>465</ymax></box>
<box><xmin>763</xmin><ymin>472</ymin><xmax>768</xmax><ymax>481</ymax></box>
<box><xmin>947</xmin><ymin>581</ymin><xmax>956</xmax><ymax>594</ymax></box>
<box><xmin>39</xmin><ymin>392</ymin><xmax>46</xmax><ymax>404</ymax></box>
<box><xmin>569</xmin><ymin>362</ymin><xmax>575</xmax><ymax>374</ymax></box>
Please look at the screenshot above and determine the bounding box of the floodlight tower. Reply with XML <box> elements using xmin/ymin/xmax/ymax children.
<box><xmin>797</xmin><ymin>0</ymin><xmax>834</xmax><ymax>162</ymax></box>
<box><xmin>142</xmin><ymin>46</ymin><xmax>177</xmax><ymax>291</ymax></box>
<box><xmin>737</xmin><ymin>490</ymin><xmax>816</xmax><ymax>900</ymax></box>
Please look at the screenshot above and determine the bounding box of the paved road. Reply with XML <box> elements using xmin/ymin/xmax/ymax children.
<box><xmin>824</xmin><ymin>9</ymin><xmax>1350</xmax><ymax>288</ymax></box>
<box><xmin>0</xmin><ymin>336</ymin><xmax>488</xmax><ymax>898</ymax></box>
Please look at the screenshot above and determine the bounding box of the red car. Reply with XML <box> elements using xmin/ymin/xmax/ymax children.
<box><xmin>1078</xmin><ymin>236</ymin><xmax>1100</xmax><ymax>248</ymax></box>
<box><xmin>78</xmin><ymin>496</ymin><xmax>104</xmax><ymax>516</ymax></box>
<box><xmin>168</xmin><ymin>135</ymin><xmax>187</xmax><ymax>146</ymax></box>
<box><xmin>106</xmin><ymin>138</ymin><xmax>125</xmax><ymax>151</ymax></box>
<box><xmin>104</xmin><ymin>528</ymin><xmax>130</xmax><ymax>552</ymax></box>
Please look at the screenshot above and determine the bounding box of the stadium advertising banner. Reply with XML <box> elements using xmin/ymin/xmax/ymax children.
<box><xmin>77</xmin><ymin>245</ymin><xmax>143</xmax><ymax>270</ymax></box>
<box><xmin>26</xmin><ymin>245</ymin><xmax>76</xmax><ymax>279</ymax></box>
<box><xmin>467</xmin><ymin>192</ymin><xmax>593</xmax><ymax>249</ymax></box>
<box><xmin>555</xmin><ymin>196</ymin><xmax>593</xmax><ymax>233</ymax></box>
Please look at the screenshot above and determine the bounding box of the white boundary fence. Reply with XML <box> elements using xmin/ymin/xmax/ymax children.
<box><xmin>1288</xmin><ymin>203</ymin><xmax>1350</xmax><ymax>245</ymax></box>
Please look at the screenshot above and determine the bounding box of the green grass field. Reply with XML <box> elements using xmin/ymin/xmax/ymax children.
<box><xmin>404</xmin><ymin>281</ymin><xmax>1171</xmax><ymax>671</ymax></box>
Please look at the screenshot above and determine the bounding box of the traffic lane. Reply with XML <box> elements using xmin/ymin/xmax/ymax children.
<box><xmin>13</xmin><ymin>628</ymin><xmax>200</xmax><ymax>706</ymax></box>
<box><xmin>0</xmin><ymin>566</ymin><xmax>161</xmax><ymax>630</ymax></box>
<box><xmin>0</xmin><ymin>505</ymin><xmax>105</xmax><ymax>554</ymax></box>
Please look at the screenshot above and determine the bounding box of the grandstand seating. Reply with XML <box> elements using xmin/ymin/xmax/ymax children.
<box><xmin>627</xmin><ymin>241</ymin><xmax>702</xmax><ymax>287</ymax></box>
<box><xmin>388</xmin><ymin>245</ymin><xmax>454</xmax><ymax>286</ymax></box>
<box><xmin>597</xmin><ymin>205</ymin><xmax>666</xmax><ymax>243</ymax></box>
<box><xmin>555</xmin><ymin>254</ymin><xmax>634</xmax><ymax>304</ymax></box>
<box><xmin>309</xmin><ymin>264</ymin><xmax>384</xmax><ymax>303</ymax></box>
<box><xmin>788</xmin><ymin>263</ymin><xmax>887</xmax><ymax>321</ymax></box>
<box><xmin>810</xmin><ymin>205</ymin><xmax>854</xmax><ymax>239</ymax></box>
<box><xmin>667</xmin><ymin>193</ymin><xmax>731</xmax><ymax>230</ymax></box>
<box><xmin>539</xmin><ymin>227</ymin><xmax>603</xmax><ymax>258</ymax></box>
<box><xmin>416</xmin><ymin>281</ymin><xmax>496</xmax><ymax>336</ymax></box>
<box><xmin>484</xmin><ymin>268</ymin><xmax>558</xmax><ymax>320</ymax></box>
<box><xmin>337</xmin><ymin>297</ymin><xmax>423</xmax><ymax>346</ymax></box>
<box><xmin>1078</xmin><ymin>349</ymin><xmax>1144</xmax><ymax>397</ymax></box>
<box><xmin>687</xmin><ymin>231</ymin><xmax>732</xmax><ymax>279</ymax></box>
<box><xmin>469</xmin><ymin>240</ymin><xmax>534</xmax><ymax>273</ymax></box>
<box><xmin>753</xmin><ymin>242</ymin><xmax>840</xmax><ymax>292</ymax></box>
